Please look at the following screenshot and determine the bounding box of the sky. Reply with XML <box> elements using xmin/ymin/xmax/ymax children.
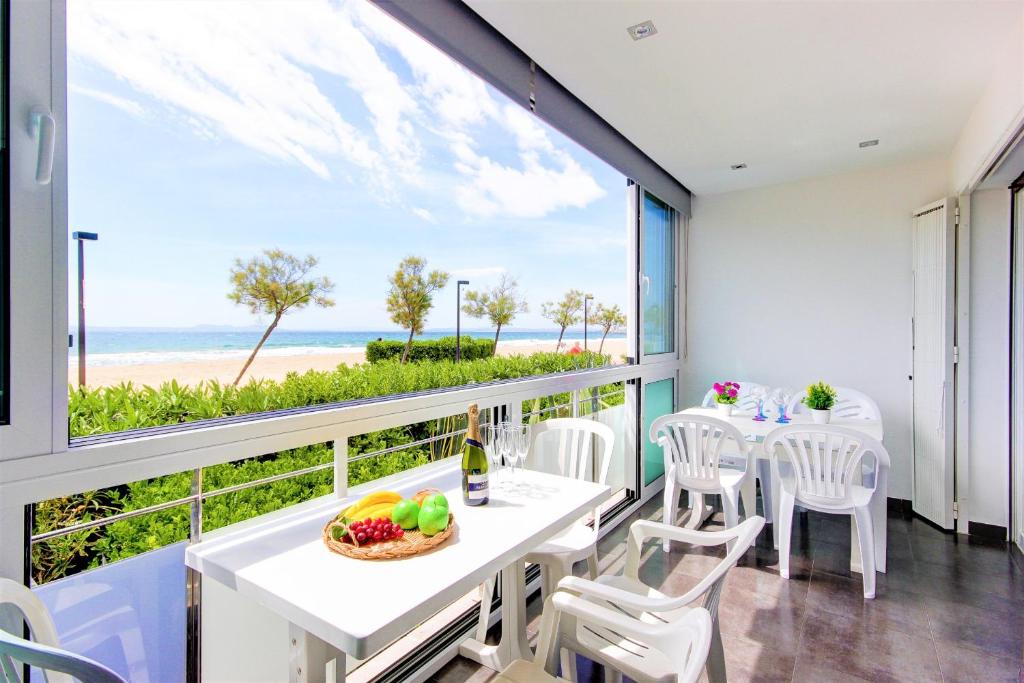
<box><xmin>66</xmin><ymin>0</ymin><xmax>628</xmax><ymax>333</ymax></box>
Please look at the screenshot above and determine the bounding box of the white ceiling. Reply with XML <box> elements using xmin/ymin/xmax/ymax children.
<box><xmin>465</xmin><ymin>0</ymin><xmax>1023</xmax><ymax>195</ymax></box>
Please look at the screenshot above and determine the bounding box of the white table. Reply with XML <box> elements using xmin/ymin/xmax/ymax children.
<box><xmin>678</xmin><ymin>408</ymin><xmax>887</xmax><ymax>574</ymax></box>
<box><xmin>186</xmin><ymin>465</ymin><xmax>609</xmax><ymax>682</ymax></box>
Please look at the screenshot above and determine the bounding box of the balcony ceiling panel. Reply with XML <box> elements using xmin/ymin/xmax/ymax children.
<box><xmin>464</xmin><ymin>0</ymin><xmax>1022</xmax><ymax>194</ymax></box>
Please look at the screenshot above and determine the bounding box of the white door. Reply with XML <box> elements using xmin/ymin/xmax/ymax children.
<box><xmin>912</xmin><ymin>199</ymin><xmax>957</xmax><ymax>529</ymax></box>
<box><xmin>1012</xmin><ymin>186</ymin><xmax>1024</xmax><ymax>551</ymax></box>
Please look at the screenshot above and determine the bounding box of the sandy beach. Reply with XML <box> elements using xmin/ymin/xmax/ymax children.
<box><xmin>74</xmin><ymin>338</ymin><xmax>630</xmax><ymax>388</ymax></box>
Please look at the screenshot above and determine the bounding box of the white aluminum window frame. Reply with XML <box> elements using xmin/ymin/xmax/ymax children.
<box><xmin>0</xmin><ymin>1</ymin><xmax>690</xmax><ymax>586</ymax></box>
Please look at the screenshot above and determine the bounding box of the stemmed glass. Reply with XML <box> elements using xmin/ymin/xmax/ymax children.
<box><xmin>480</xmin><ymin>423</ymin><xmax>505</xmax><ymax>489</ymax></box>
<box><xmin>507</xmin><ymin>423</ymin><xmax>531</xmax><ymax>489</ymax></box>
<box><xmin>751</xmin><ymin>385</ymin><xmax>768</xmax><ymax>421</ymax></box>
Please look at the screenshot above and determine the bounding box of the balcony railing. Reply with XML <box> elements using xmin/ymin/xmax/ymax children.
<box><xmin>27</xmin><ymin>361</ymin><xmax>667</xmax><ymax>682</ymax></box>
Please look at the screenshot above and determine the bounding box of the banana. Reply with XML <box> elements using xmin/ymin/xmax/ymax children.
<box><xmin>357</xmin><ymin>502</ymin><xmax>396</xmax><ymax>521</ymax></box>
<box><xmin>341</xmin><ymin>490</ymin><xmax>401</xmax><ymax>519</ymax></box>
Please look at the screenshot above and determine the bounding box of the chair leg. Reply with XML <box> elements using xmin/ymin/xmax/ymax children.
<box><xmin>662</xmin><ymin>477</ymin><xmax>679</xmax><ymax>551</ymax></box>
<box><xmin>778</xmin><ymin>491</ymin><xmax>795</xmax><ymax>580</ymax></box>
<box><xmin>539</xmin><ymin>564</ymin><xmax>552</xmax><ymax>603</ymax></box>
<box><xmin>740</xmin><ymin>474</ymin><xmax>756</xmax><ymax>520</ymax></box>
<box><xmin>603</xmin><ymin>666</ymin><xmax>623</xmax><ymax>683</ymax></box>
<box><xmin>705</xmin><ymin>616</ymin><xmax>727</xmax><ymax>683</ymax></box>
<box><xmin>722</xmin><ymin>487</ymin><xmax>740</xmax><ymax>529</ymax></box>
<box><xmin>560</xmin><ymin>648</ymin><xmax>578</xmax><ymax>682</ymax></box>
<box><xmin>757</xmin><ymin>459</ymin><xmax>774</xmax><ymax>523</ymax></box>
<box><xmin>586</xmin><ymin>552</ymin><xmax>599</xmax><ymax>580</ymax></box>
<box><xmin>853</xmin><ymin>506</ymin><xmax>876</xmax><ymax>599</ymax></box>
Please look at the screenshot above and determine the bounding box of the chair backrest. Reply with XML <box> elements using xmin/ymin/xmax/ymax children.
<box><xmin>650</xmin><ymin>414</ymin><xmax>750</xmax><ymax>489</ymax></box>
<box><xmin>529</xmin><ymin>418</ymin><xmax>614</xmax><ymax>486</ymax></box>
<box><xmin>0</xmin><ymin>578</ymin><xmax>125</xmax><ymax>683</ymax></box>
<box><xmin>700</xmin><ymin>380</ymin><xmax>768</xmax><ymax>412</ymax></box>
<box><xmin>787</xmin><ymin>386</ymin><xmax>881</xmax><ymax>420</ymax></box>
<box><xmin>764</xmin><ymin>425</ymin><xmax>890</xmax><ymax>508</ymax></box>
<box><xmin>0</xmin><ymin>629</ymin><xmax>125</xmax><ymax>683</ymax></box>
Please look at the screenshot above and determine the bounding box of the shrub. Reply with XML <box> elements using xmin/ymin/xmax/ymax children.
<box><xmin>40</xmin><ymin>351</ymin><xmax>612</xmax><ymax>583</ymax></box>
<box><xmin>365</xmin><ymin>336</ymin><xmax>493</xmax><ymax>363</ymax></box>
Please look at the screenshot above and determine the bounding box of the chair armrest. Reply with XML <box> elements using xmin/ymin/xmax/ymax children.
<box><xmin>550</xmin><ymin>591</ymin><xmax>677</xmax><ymax>640</ymax></box>
<box><xmin>556</xmin><ymin>575</ymin><xmax>677</xmax><ymax>613</ymax></box>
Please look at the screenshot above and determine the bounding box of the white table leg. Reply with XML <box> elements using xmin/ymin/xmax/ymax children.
<box><xmin>770</xmin><ymin>464</ymin><xmax>781</xmax><ymax>550</ymax></box>
<box><xmin>289</xmin><ymin>623</ymin><xmax>345</xmax><ymax>683</ymax></box>
<box><xmin>459</xmin><ymin>559</ymin><xmax>531</xmax><ymax>671</ymax></box>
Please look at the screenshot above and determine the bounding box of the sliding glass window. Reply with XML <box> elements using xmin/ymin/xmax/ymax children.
<box><xmin>641</xmin><ymin>192</ymin><xmax>675</xmax><ymax>356</ymax></box>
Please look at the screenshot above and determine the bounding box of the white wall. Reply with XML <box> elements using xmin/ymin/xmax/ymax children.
<box><xmin>685</xmin><ymin>157</ymin><xmax>949</xmax><ymax>500</ymax></box>
<box><xmin>968</xmin><ymin>189</ymin><xmax>1011</xmax><ymax>528</ymax></box>
<box><xmin>950</xmin><ymin>7</ymin><xmax>1024</xmax><ymax>193</ymax></box>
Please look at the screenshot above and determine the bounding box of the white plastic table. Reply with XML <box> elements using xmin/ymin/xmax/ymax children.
<box><xmin>186</xmin><ymin>465</ymin><xmax>609</xmax><ymax>682</ymax></box>
<box><xmin>678</xmin><ymin>407</ymin><xmax>886</xmax><ymax>573</ymax></box>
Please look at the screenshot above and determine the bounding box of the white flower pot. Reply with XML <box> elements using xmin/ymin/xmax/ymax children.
<box><xmin>716</xmin><ymin>403</ymin><xmax>734</xmax><ymax>417</ymax></box>
<box><xmin>810</xmin><ymin>408</ymin><xmax>832</xmax><ymax>424</ymax></box>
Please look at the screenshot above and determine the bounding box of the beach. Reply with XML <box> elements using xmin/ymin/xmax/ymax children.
<box><xmin>73</xmin><ymin>338</ymin><xmax>630</xmax><ymax>388</ymax></box>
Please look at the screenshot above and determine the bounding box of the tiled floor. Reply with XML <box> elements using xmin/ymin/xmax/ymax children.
<box><xmin>433</xmin><ymin>497</ymin><xmax>1024</xmax><ymax>682</ymax></box>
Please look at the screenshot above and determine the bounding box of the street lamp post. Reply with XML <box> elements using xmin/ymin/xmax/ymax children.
<box><xmin>584</xmin><ymin>294</ymin><xmax>594</xmax><ymax>351</ymax></box>
<box><xmin>72</xmin><ymin>231</ymin><xmax>99</xmax><ymax>388</ymax></box>
<box><xmin>456</xmin><ymin>280</ymin><xmax>469</xmax><ymax>362</ymax></box>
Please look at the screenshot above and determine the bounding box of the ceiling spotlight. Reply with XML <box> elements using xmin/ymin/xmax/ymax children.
<box><xmin>859</xmin><ymin>139</ymin><xmax>879</xmax><ymax>148</ymax></box>
<box><xmin>627</xmin><ymin>20</ymin><xmax>657</xmax><ymax>41</ymax></box>
<box><xmin>730</xmin><ymin>163</ymin><xmax>747</xmax><ymax>170</ymax></box>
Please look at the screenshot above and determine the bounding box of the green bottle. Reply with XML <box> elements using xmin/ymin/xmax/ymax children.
<box><xmin>462</xmin><ymin>404</ymin><xmax>489</xmax><ymax>506</ymax></box>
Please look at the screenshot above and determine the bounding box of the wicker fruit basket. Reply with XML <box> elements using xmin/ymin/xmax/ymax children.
<box><xmin>322</xmin><ymin>514</ymin><xmax>456</xmax><ymax>560</ymax></box>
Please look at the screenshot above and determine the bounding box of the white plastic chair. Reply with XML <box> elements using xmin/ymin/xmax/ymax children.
<box><xmin>652</xmin><ymin>414</ymin><xmax>755</xmax><ymax>547</ymax></box>
<box><xmin>495</xmin><ymin>593</ymin><xmax>712</xmax><ymax>683</ymax></box>
<box><xmin>787</xmin><ymin>386</ymin><xmax>882</xmax><ymax>423</ymax></box>
<box><xmin>0</xmin><ymin>578</ymin><xmax>126</xmax><ymax>683</ymax></box>
<box><xmin>525</xmin><ymin>418</ymin><xmax>615</xmax><ymax>597</ymax></box>
<box><xmin>700</xmin><ymin>380</ymin><xmax>769</xmax><ymax>412</ymax></box>
<box><xmin>554</xmin><ymin>516</ymin><xmax>765</xmax><ymax>683</ymax></box>
<box><xmin>475</xmin><ymin>418</ymin><xmax>615</xmax><ymax>644</ymax></box>
<box><xmin>765</xmin><ymin>425</ymin><xmax>890</xmax><ymax>598</ymax></box>
<box><xmin>700</xmin><ymin>380</ymin><xmax>775</xmax><ymax>523</ymax></box>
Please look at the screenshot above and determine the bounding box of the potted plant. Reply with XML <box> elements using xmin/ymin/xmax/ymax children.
<box><xmin>712</xmin><ymin>381</ymin><xmax>740</xmax><ymax>416</ymax></box>
<box><xmin>802</xmin><ymin>381</ymin><xmax>837</xmax><ymax>423</ymax></box>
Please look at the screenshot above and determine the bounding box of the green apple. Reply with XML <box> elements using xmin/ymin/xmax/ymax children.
<box><xmin>418</xmin><ymin>496</ymin><xmax>450</xmax><ymax>536</ymax></box>
<box><xmin>391</xmin><ymin>499</ymin><xmax>421</xmax><ymax>530</ymax></box>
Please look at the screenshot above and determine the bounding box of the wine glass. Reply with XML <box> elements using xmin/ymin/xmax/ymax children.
<box><xmin>777</xmin><ymin>387</ymin><xmax>795</xmax><ymax>423</ymax></box>
<box><xmin>480</xmin><ymin>423</ymin><xmax>505</xmax><ymax>489</ymax></box>
<box><xmin>509</xmin><ymin>423</ymin><xmax>531</xmax><ymax>489</ymax></box>
<box><xmin>751</xmin><ymin>385</ymin><xmax>768</xmax><ymax>421</ymax></box>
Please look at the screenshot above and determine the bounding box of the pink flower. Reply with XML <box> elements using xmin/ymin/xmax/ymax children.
<box><xmin>728</xmin><ymin>388</ymin><xmax>738</xmax><ymax>398</ymax></box>
<box><xmin>713</xmin><ymin>383</ymin><xmax>724</xmax><ymax>393</ymax></box>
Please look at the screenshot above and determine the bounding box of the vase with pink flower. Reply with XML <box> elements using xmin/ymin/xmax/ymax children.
<box><xmin>712</xmin><ymin>381</ymin><xmax>740</xmax><ymax>416</ymax></box>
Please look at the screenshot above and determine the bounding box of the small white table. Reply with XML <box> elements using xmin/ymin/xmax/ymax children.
<box><xmin>186</xmin><ymin>466</ymin><xmax>609</xmax><ymax>682</ymax></box>
<box><xmin>678</xmin><ymin>408</ymin><xmax>887</xmax><ymax>574</ymax></box>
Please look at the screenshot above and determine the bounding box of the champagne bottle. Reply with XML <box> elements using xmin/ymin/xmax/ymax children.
<box><xmin>462</xmin><ymin>404</ymin><xmax>489</xmax><ymax>506</ymax></box>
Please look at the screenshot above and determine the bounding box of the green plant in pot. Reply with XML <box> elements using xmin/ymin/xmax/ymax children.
<box><xmin>802</xmin><ymin>381</ymin><xmax>837</xmax><ymax>423</ymax></box>
<box><xmin>712</xmin><ymin>381</ymin><xmax>740</xmax><ymax>416</ymax></box>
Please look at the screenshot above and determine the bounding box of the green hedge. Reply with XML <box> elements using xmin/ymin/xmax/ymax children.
<box><xmin>36</xmin><ymin>351</ymin><xmax>612</xmax><ymax>584</ymax></box>
<box><xmin>365</xmin><ymin>336</ymin><xmax>494</xmax><ymax>363</ymax></box>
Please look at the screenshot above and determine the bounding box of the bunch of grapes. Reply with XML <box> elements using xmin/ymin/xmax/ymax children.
<box><xmin>344</xmin><ymin>517</ymin><xmax>404</xmax><ymax>545</ymax></box>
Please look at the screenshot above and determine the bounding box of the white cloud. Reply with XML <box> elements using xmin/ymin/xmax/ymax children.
<box><xmin>411</xmin><ymin>207</ymin><xmax>436</xmax><ymax>223</ymax></box>
<box><xmin>70</xmin><ymin>84</ymin><xmax>146</xmax><ymax>118</ymax></box>
<box><xmin>69</xmin><ymin>0</ymin><xmax>606</xmax><ymax>218</ymax></box>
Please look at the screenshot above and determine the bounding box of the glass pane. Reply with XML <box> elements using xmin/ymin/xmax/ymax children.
<box><xmin>643</xmin><ymin>377</ymin><xmax>674</xmax><ymax>485</ymax></box>
<box><xmin>32</xmin><ymin>543</ymin><xmax>186</xmax><ymax>682</ymax></box>
<box><xmin>65</xmin><ymin>0</ymin><xmax>631</xmax><ymax>440</ymax></box>
<box><xmin>642</xmin><ymin>192</ymin><xmax>675</xmax><ymax>355</ymax></box>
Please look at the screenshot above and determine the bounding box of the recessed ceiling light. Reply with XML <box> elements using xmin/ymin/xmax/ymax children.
<box><xmin>730</xmin><ymin>163</ymin><xmax>747</xmax><ymax>170</ymax></box>
<box><xmin>627</xmin><ymin>20</ymin><xmax>657</xmax><ymax>41</ymax></box>
<box><xmin>859</xmin><ymin>139</ymin><xmax>879</xmax><ymax>148</ymax></box>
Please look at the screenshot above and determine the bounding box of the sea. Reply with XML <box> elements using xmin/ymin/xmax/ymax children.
<box><xmin>68</xmin><ymin>328</ymin><xmax>627</xmax><ymax>367</ymax></box>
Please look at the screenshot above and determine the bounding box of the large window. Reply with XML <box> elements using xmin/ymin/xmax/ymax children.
<box><xmin>65</xmin><ymin>0</ymin><xmax>630</xmax><ymax>442</ymax></box>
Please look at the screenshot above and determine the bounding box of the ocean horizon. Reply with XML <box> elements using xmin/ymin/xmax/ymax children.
<box><xmin>69</xmin><ymin>328</ymin><xmax>627</xmax><ymax>367</ymax></box>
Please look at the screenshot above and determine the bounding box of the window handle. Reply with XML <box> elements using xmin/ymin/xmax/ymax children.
<box><xmin>30</xmin><ymin>107</ymin><xmax>55</xmax><ymax>185</ymax></box>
